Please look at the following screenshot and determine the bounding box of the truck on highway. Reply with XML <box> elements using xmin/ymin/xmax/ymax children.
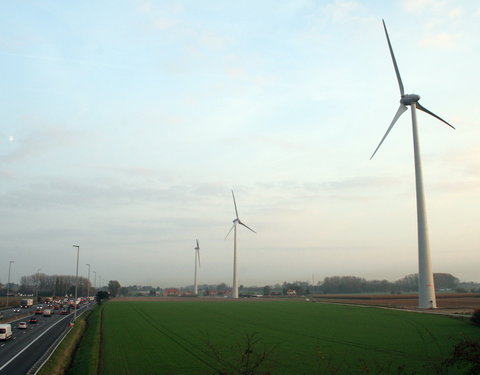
<box><xmin>20</xmin><ymin>299</ymin><xmax>34</xmax><ymax>308</ymax></box>
<box><xmin>43</xmin><ymin>309</ymin><xmax>52</xmax><ymax>317</ymax></box>
<box><xmin>0</xmin><ymin>324</ymin><xmax>12</xmax><ymax>340</ymax></box>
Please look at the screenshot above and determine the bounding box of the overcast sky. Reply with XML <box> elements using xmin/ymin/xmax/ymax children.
<box><xmin>1</xmin><ymin>0</ymin><xmax>479</xmax><ymax>288</ymax></box>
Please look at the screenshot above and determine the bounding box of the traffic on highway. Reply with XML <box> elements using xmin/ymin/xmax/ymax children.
<box><xmin>0</xmin><ymin>299</ymin><xmax>91</xmax><ymax>375</ymax></box>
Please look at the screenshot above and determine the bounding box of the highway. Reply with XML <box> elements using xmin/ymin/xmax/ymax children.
<box><xmin>0</xmin><ymin>304</ymin><xmax>88</xmax><ymax>375</ymax></box>
<box><xmin>0</xmin><ymin>307</ymin><xmax>29</xmax><ymax>322</ymax></box>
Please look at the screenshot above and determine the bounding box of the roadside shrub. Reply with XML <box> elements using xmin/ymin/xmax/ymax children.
<box><xmin>471</xmin><ymin>309</ymin><xmax>480</xmax><ymax>326</ymax></box>
<box><xmin>205</xmin><ymin>333</ymin><xmax>274</xmax><ymax>375</ymax></box>
<box><xmin>438</xmin><ymin>337</ymin><xmax>480</xmax><ymax>375</ymax></box>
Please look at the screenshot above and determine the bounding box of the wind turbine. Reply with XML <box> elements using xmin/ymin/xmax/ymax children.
<box><xmin>371</xmin><ymin>20</ymin><xmax>455</xmax><ymax>309</ymax></box>
<box><xmin>193</xmin><ymin>239</ymin><xmax>200</xmax><ymax>295</ymax></box>
<box><xmin>225</xmin><ymin>190</ymin><xmax>256</xmax><ymax>299</ymax></box>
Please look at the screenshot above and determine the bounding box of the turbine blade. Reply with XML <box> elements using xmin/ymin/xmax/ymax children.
<box><xmin>370</xmin><ymin>104</ymin><xmax>408</xmax><ymax>159</ymax></box>
<box><xmin>383</xmin><ymin>19</ymin><xmax>405</xmax><ymax>96</ymax></box>
<box><xmin>239</xmin><ymin>221</ymin><xmax>256</xmax><ymax>234</ymax></box>
<box><xmin>224</xmin><ymin>224</ymin><xmax>235</xmax><ymax>240</ymax></box>
<box><xmin>416</xmin><ymin>102</ymin><xmax>455</xmax><ymax>129</ymax></box>
<box><xmin>231</xmin><ymin>190</ymin><xmax>239</xmax><ymax>219</ymax></box>
<box><xmin>197</xmin><ymin>249</ymin><xmax>201</xmax><ymax>267</ymax></box>
<box><xmin>196</xmin><ymin>239</ymin><xmax>199</xmax><ymax>249</ymax></box>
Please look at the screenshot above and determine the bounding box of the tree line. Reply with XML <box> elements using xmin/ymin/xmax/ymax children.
<box><xmin>15</xmin><ymin>273</ymin><xmax>123</xmax><ymax>298</ymax></box>
<box><xmin>18</xmin><ymin>273</ymin><xmax>93</xmax><ymax>297</ymax></box>
<box><xmin>279</xmin><ymin>273</ymin><xmax>462</xmax><ymax>295</ymax></box>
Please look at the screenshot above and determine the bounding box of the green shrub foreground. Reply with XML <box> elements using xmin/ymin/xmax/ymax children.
<box><xmin>95</xmin><ymin>300</ymin><xmax>478</xmax><ymax>375</ymax></box>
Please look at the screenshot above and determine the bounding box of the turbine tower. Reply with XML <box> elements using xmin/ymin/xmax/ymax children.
<box><xmin>225</xmin><ymin>190</ymin><xmax>256</xmax><ymax>299</ymax></box>
<box><xmin>193</xmin><ymin>239</ymin><xmax>200</xmax><ymax>295</ymax></box>
<box><xmin>371</xmin><ymin>20</ymin><xmax>455</xmax><ymax>309</ymax></box>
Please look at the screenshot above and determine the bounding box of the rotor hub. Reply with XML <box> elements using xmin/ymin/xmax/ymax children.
<box><xmin>400</xmin><ymin>94</ymin><xmax>421</xmax><ymax>105</ymax></box>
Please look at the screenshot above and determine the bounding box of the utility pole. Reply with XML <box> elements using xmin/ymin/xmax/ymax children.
<box><xmin>6</xmin><ymin>261</ymin><xmax>14</xmax><ymax>308</ymax></box>
<box><xmin>35</xmin><ymin>268</ymin><xmax>41</xmax><ymax>304</ymax></box>
<box><xmin>73</xmin><ymin>245</ymin><xmax>80</xmax><ymax>324</ymax></box>
<box><xmin>86</xmin><ymin>263</ymin><xmax>91</xmax><ymax>301</ymax></box>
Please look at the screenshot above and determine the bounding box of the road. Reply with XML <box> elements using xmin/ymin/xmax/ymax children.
<box><xmin>0</xmin><ymin>306</ymin><xmax>31</xmax><ymax>322</ymax></box>
<box><xmin>0</xmin><ymin>305</ymin><xmax>88</xmax><ymax>375</ymax></box>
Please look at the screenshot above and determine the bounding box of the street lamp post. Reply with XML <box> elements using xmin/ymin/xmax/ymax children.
<box><xmin>6</xmin><ymin>261</ymin><xmax>14</xmax><ymax>308</ymax></box>
<box><xmin>93</xmin><ymin>270</ymin><xmax>97</xmax><ymax>302</ymax></box>
<box><xmin>35</xmin><ymin>268</ymin><xmax>41</xmax><ymax>304</ymax></box>
<box><xmin>73</xmin><ymin>245</ymin><xmax>80</xmax><ymax>324</ymax></box>
<box><xmin>86</xmin><ymin>263</ymin><xmax>91</xmax><ymax>302</ymax></box>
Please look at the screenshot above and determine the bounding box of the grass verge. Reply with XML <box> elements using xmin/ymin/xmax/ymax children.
<box><xmin>38</xmin><ymin>311</ymin><xmax>90</xmax><ymax>375</ymax></box>
<box><xmin>67</xmin><ymin>305</ymin><xmax>103</xmax><ymax>375</ymax></box>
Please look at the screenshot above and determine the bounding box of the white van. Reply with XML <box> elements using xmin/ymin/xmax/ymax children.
<box><xmin>43</xmin><ymin>309</ymin><xmax>52</xmax><ymax>317</ymax></box>
<box><xmin>0</xmin><ymin>324</ymin><xmax>12</xmax><ymax>340</ymax></box>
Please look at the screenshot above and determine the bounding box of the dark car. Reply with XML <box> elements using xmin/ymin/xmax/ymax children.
<box><xmin>29</xmin><ymin>317</ymin><xmax>38</xmax><ymax>324</ymax></box>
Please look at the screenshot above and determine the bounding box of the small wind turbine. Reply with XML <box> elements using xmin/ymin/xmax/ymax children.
<box><xmin>193</xmin><ymin>239</ymin><xmax>200</xmax><ymax>295</ymax></box>
<box><xmin>225</xmin><ymin>190</ymin><xmax>256</xmax><ymax>299</ymax></box>
<box><xmin>371</xmin><ymin>20</ymin><xmax>455</xmax><ymax>309</ymax></box>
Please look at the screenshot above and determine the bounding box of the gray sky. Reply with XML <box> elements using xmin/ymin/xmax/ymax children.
<box><xmin>1</xmin><ymin>0</ymin><xmax>479</xmax><ymax>288</ymax></box>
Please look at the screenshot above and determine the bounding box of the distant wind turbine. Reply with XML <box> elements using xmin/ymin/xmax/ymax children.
<box><xmin>371</xmin><ymin>20</ymin><xmax>455</xmax><ymax>309</ymax></box>
<box><xmin>225</xmin><ymin>190</ymin><xmax>256</xmax><ymax>299</ymax></box>
<box><xmin>193</xmin><ymin>239</ymin><xmax>200</xmax><ymax>295</ymax></box>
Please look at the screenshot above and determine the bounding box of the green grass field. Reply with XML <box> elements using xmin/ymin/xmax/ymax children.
<box><xmin>99</xmin><ymin>300</ymin><xmax>478</xmax><ymax>375</ymax></box>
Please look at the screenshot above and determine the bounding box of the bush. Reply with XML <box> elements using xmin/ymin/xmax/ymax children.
<box><xmin>471</xmin><ymin>309</ymin><xmax>480</xmax><ymax>326</ymax></box>
<box><xmin>205</xmin><ymin>333</ymin><xmax>274</xmax><ymax>375</ymax></box>
<box><xmin>438</xmin><ymin>337</ymin><xmax>480</xmax><ymax>375</ymax></box>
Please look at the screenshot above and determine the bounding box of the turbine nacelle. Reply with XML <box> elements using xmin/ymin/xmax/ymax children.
<box><xmin>400</xmin><ymin>94</ymin><xmax>420</xmax><ymax>106</ymax></box>
<box><xmin>370</xmin><ymin>20</ymin><xmax>455</xmax><ymax>160</ymax></box>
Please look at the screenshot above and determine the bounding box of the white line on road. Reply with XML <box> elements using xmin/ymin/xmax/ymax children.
<box><xmin>0</xmin><ymin>314</ymin><xmax>72</xmax><ymax>372</ymax></box>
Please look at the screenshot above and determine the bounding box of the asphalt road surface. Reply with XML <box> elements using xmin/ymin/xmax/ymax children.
<box><xmin>0</xmin><ymin>306</ymin><xmax>34</xmax><ymax>322</ymax></box>
<box><xmin>0</xmin><ymin>305</ymin><xmax>87</xmax><ymax>375</ymax></box>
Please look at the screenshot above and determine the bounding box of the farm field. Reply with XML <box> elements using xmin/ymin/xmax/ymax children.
<box><xmin>100</xmin><ymin>300</ymin><xmax>478</xmax><ymax>375</ymax></box>
<box><xmin>310</xmin><ymin>293</ymin><xmax>480</xmax><ymax>312</ymax></box>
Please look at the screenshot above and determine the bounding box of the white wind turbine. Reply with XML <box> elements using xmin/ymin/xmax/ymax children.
<box><xmin>225</xmin><ymin>190</ymin><xmax>256</xmax><ymax>299</ymax></box>
<box><xmin>371</xmin><ymin>20</ymin><xmax>455</xmax><ymax>309</ymax></box>
<box><xmin>193</xmin><ymin>239</ymin><xmax>200</xmax><ymax>295</ymax></box>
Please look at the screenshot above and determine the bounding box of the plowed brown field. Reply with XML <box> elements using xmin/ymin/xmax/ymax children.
<box><xmin>310</xmin><ymin>293</ymin><xmax>480</xmax><ymax>315</ymax></box>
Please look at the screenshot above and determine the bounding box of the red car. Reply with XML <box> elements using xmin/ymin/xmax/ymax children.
<box><xmin>29</xmin><ymin>317</ymin><xmax>38</xmax><ymax>324</ymax></box>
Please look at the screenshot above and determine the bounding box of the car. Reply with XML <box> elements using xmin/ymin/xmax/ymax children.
<box><xmin>29</xmin><ymin>317</ymin><xmax>38</xmax><ymax>324</ymax></box>
<box><xmin>18</xmin><ymin>322</ymin><xmax>27</xmax><ymax>329</ymax></box>
<box><xmin>60</xmin><ymin>309</ymin><xmax>68</xmax><ymax>315</ymax></box>
<box><xmin>13</xmin><ymin>308</ymin><xmax>21</xmax><ymax>313</ymax></box>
